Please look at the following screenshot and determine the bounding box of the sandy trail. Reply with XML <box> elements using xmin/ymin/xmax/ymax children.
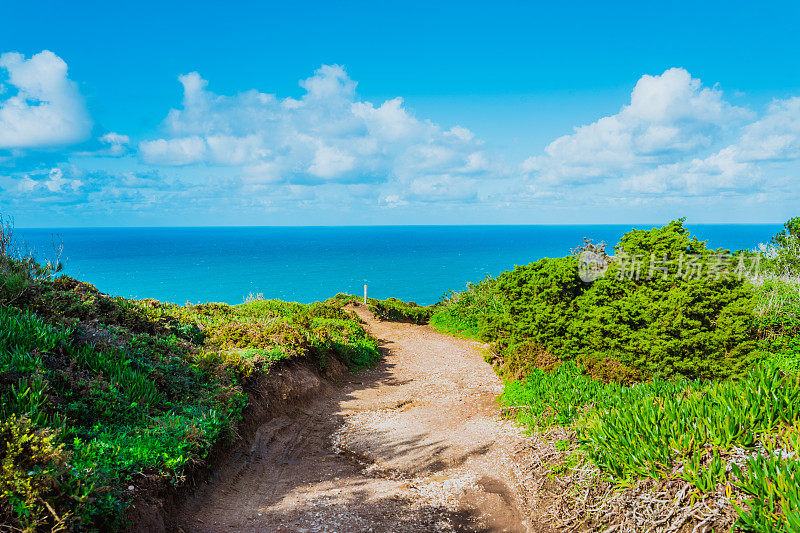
<box><xmin>176</xmin><ymin>305</ymin><xmax>533</xmax><ymax>532</ymax></box>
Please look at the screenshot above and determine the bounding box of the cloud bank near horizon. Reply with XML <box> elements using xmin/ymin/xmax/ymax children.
<box><xmin>1</xmin><ymin>50</ymin><xmax>798</xmax><ymax>223</ymax></box>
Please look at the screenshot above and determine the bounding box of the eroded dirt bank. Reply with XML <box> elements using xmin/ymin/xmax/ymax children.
<box><xmin>172</xmin><ymin>305</ymin><xmax>536</xmax><ymax>532</ymax></box>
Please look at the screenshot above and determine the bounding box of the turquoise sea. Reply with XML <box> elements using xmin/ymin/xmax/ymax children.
<box><xmin>16</xmin><ymin>225</ymin><xmax>781</xmax><ymax>305</ymax></box>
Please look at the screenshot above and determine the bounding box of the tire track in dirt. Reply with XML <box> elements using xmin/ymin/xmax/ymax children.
<box><xmin>175</xmin><ymin>304</ymin><xmax>535</xmax><ymax>532</ymax></box>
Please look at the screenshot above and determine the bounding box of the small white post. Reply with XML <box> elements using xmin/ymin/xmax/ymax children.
<box><xmin>363</xmin><ymin>284</ymin><xmax>368</xmax><ymax>304</ymax></box>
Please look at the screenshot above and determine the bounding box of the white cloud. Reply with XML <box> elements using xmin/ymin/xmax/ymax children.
<box><xmin>205</xmin><ymin>134</ymin><xmax>267</xmax><ymax>165</ymax></box>
<box><xmin>516</xmin><ymin>67</ymin><xmax>800</xmax><ymax>208</ymax></box>
<box><xmin>9</xmin><ymin>58</ymin><xmax>797</xmax><ymax>219</ymax></box>
<box><xmin>139</xmin><ymin>136</ymin><xmax>206</xmax><ymax>165</ymax></box>
<box><xmin>0</xmin><ymin>50</ymin><xmax>92</xmax><ymax>149</ymax></box>
<box><xmin>620</xmin><ymin>95</ymin><xmax>800</xmax><ymax>197</ymax></box>
<box><xmin>136</xmin><ymin>65</ymin><xmax>798</xmax><ymax>210</ymax></box>
<box><xmin>525</xmin><ymin>68</ymin><xmax>749</xmax><ymax>186</ymax></box>
<box><xmin>309</xmin><ymin>144</ymin><xmax>356</xmax><ymax>179</ymax></box>
<box><xmin>734</xmin><ymin>97</ymin><xmax>800</xmax><ymax>162</ymax></box>
<box><xmin>139</xmin><ymin>64</ymin><xmax>497</xmax><ymax>199</ymax></box>
<box><xmin>626</xmin><ymin>147</ymin><xmax>760</xmax><ymax>196</ymax></box>
<box><xmin>98</xmin><ymin>132</ymin><xmax>130</xmax><ymax>156</ymax></box>
<box><xmin>380</xmin><ymin>194</ymin><xmax>409</xmax><ymax>208</ymax></box>
<box><xmin>15</xmin><ymin>167</ymin><xmax>83</xmax><ymax>194</ymax></box>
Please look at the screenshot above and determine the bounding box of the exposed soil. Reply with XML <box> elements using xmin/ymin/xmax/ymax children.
<box><xmin>171</xmin><ymin>305</ymin><xmax>537</xmax><ymax>532</ymax></box>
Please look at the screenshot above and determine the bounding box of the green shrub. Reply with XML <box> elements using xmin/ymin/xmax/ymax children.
<box><xmin>763</xmin><ymin>216</ymin><xmax>800</xmax><ymax>274</ymax></box>
<box><xmin>0</xmin><ymin>215</ymin><xmax>63</xmax><ymax>305</ymax></box>
<box><xmin>486</xmin><ymin>255</ymin><xmax>583</xmax><ymax>360</ymax></box>
<box><xmin>491</xmin><ymin>341</ymin><xmax>561</xmax><ymax>381</ymax></box>
<box><xmin>0</xmin><ymin>415</ymin><xmax>80</xmax><ymax>532</ymax></box>
<box><xmin>472</xmin><ymin>220</ymin><xmax>760</xmax><ymax>380</ymax></box>
<box><xmin>367</xmin><ymin>297</ymin><xmax>433</xmax><ymax>325</ymax></box>
<box><xmin>752</xmin><ymin>274</ymin><xmax>800</xmax><ymax>373</ymax></box>
<box><xmin>431</xmin><ymin>276</ymin><xmax>501</xmax><ymax>338</ymax></box>
<box><xmin>491</xmin><ymin>218</ymin><xmax>800</xmax><ymax>532</ymax></box>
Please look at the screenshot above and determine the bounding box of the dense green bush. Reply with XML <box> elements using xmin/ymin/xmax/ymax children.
<box><xmin>367</xmin><ymin>297</ymin><xmax>433</xmax><ymax>324</ymax></box>
<box><xmin>569</xmin><ymin>221</ymin><xmax>757</xmax><ymax>379</ymax></box>
<box><xmin>437</xmin><ymin>220</ymin><xmax>759</xmax><ymax>381</ymax></box>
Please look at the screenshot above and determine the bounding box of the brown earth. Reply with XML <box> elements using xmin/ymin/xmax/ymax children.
<box><xmin>172</xmin><ymin>304</ymin><xmax>539</xmax><ymax>532</ymax></box>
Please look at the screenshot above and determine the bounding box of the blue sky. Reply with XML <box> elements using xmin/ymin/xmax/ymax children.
<box><xmin>1</xmin><ymin>0</ymin><xmax>799</xmax><ymax>226</ymax></box>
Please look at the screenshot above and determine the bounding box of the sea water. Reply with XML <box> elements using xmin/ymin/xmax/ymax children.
<box><xmin>15</xmin><ymin>225</ymin><xmax>781</xmax><ymax>305</ymax></box>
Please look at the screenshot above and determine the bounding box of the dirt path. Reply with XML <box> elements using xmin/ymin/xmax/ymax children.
<box><xmin>176</xmin><ymin>305</ymin><xmax>534</xmax><ymax>532</ymax></box>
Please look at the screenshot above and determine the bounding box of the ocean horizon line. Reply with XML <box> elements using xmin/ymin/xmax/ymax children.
<box><xmin>15</xmin><ymin>222</ymin><xmax>785</xmax><ymax>230</ymax></box>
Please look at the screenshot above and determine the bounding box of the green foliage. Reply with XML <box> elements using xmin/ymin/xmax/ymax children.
<box><xmin>328</xmin><ymin>293</ymin><xmax>434</xmax><ymax>325</ymax></box>
<box><xmin>487</xmin><ymin>255</ymin><xmax>583</xmax><ymax>362</ymax></box>
<box><xmin>765</xmin><ymin>216</ymin><xmax>800</xmax><ymax>274</ymax></box>
<box><xmin>431</xmin><ymin>276</ymin><xmax>501</xmax><ymax>338</ymax></box>
<box><xmin>752</xmin><ymin>275</ymin><xmax>800</xmax><ymax>373</ymax></box>
<box><xmin>442</xmin><ymin>220</ymin><xmax>758</xmax><ymax>380</ymax></box>
<box><xmin>486</xmin><ymin>218</ymin><xmax>800</xmax><ymax>531</ymax></box>
<box><xmin>26</xmin><ymin>276</ymin><xmax>199</xmax><ymax>341</ymax></box>
<box><xmin>733</xmin><ymin>453</ymin><xmax>800</xmax><ymax>532</ymax></box>
<box><xmin>367</xmin><ymin>297</ymin><xmax>433</xmax><ymax>325</ymax></box>
<box><xmin>752</xmin><ymin>277</ymin><xmax>800</xmax><ymax>337</ymax></box>
<box><xmin>0</xmin><ymin>415</ymin><xmax>85</xmax><ymax>532</ymax></box>
<box><xmin>503</xmin><ymin>363</ymin><xmax>800</xmax><ymax>530</ymax></box>
<box><xmin>174</xmin><ymin>297</ymin><xmax>379</xmax><ymax>370</ymax></box>
<box><xmin>491</xmin><ymin>341</ymin><xmax>563</xmax><ymax>381</ymax></box>
<box><xmin>750</xmin><ymin>227</ymin><xmax>800</xmax><ymax>377</ymax></box>
<box><xmin>0</xmin><ymin>255</ymin><xmax>380</xmax><ymax>529</ymax></box>
<box><xmin>0</xmin><ymin>306</ymin><xmax>70</xmax><ymax>373</ymax></box>
<box><xmin>501</xmin><ymin>362</ymin><xmax>703</xmax><ymax>428</ymax></box>
<box><xmin>0</xmin><ymin>269</ymin><xmax>30</xmax><ymax>304</ymax></box>
<box><xmin>578</xmin><ymin>365</ymin><xmax>799</xmax><ymax>482</ymax></box>
<box><xmin>0</xmin><ymin>215</ymin><xmax>63</xmax><ymax>305</ymax></box>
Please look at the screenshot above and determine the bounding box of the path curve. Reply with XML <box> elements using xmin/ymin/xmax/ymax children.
<box><xmin>176</xmin><ymin>304</ymin><xmax>533</xmax><ymax>532</ymax></box>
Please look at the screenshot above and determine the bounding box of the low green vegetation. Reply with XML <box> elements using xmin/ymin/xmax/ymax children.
<box><xmin>432</xmin><ymin>218</ymin><xmax>800</xmax><ymax>532</ymax></box>
<box><xmin>430</xmin><ymin>276</ymin><xmax>500</xmax><ymax>338</ymax></box>
<box><xmin>332</xmin><ymin>293</ymin><xmax>434</xmax><ymax>325</ymax></box>
<box><xmin>0</xmin><ymin>220</ymin><xmax>379</xmax><ymax>531</ymax></box>
<box><xmin>367</xmin><ymin>297</ymin><xmax>432</xmax><ymax>324</ymax></box>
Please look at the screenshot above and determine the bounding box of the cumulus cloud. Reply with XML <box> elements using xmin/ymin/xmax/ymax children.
<box><xmin>622</xmin><ymin>95</ymin><xmax>800</xmax><ymax>196</ymax></box>
<box><xmin>98</xmin><ymin>132</ymin><xmax>130</xmax><ymax>156</ymax></box>
<box><xmin>0</xmin><ymin>50</ymin><xmax>92</xmax><ymax>149</ymax></box>
<box><xmin>734</xmin><ymin>97</ymin><xmax>800</xmax><ymax>162</ymax></box>
<box><xmin>140</xmin><ymin>136</ymin><xmax>206</xmax><ymax>165</ymax></box>
<box><xmin>524</xmin><ymin>68</ymin><xmax>749</xmax><ymax>186</ymax></box>
<box><xmin>518</xmin><ymin>67</ymin><xmax>800</xmax><ymax>206</ymax></box>
<box><xmin>139</xmin><ymin>65</ymin><xmax>497</xmax><ymax>201</ymax></box>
